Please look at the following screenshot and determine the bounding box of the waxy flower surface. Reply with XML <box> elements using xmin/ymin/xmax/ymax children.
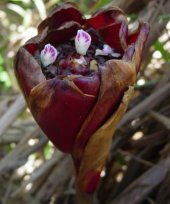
<box><xmin>14</xmin><ymin>2</ymin><xmax>149</xmax><ymax>194</ymax></box>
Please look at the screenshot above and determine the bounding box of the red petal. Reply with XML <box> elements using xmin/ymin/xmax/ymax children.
<box><xmin>99</xmin><ymin>21</ymin><xmax>128</xmax><ymax>53</ymax></box>
<box><xmin>39</xmin><ymin>21</ymin><xmax>81</xmax><ymax>48</ymax></box>
<box><xmin>14</xmin><ymin>47</ymin><xmax>45</xmax><ymax>98</ymax></box>
<box><xmin>74</xmin><ymin>74</ymin><xmax>100</xmax><ymax>96</ymax></box>
<box><xmin>25</xmin><ymin>43</ymin><xmax>38</xmax><ymax>56</ymax></box>
<box><xmin>74</xmin><ymin>65</ymin><xmax>123</xmax><ymax>156</ymax></box>
<box><xmin>29</xmin><ymin>77</ymin><xmax>99</xmax><ymax>153</ymax></box>
<box><xmin>73</xmin><ymin>60</ymin><xmax>136</xmax><ymax>165</ymax></box>
<box><xmin>82</xmin><ymin>171</ymin><xmax>101</xmax><ymax>193</ymax></box>
<box><xmin>87</xmin><ymin>7</ymin><xmax>125</xmax><ymax>30</ymax></box>
<box><xmin>123</xmin><ymin>44</ymin><xmax>135</xmax><ymax>61</ymax></box>
<box><xmin>128</xmin><ymin>31</ymin><xmax>139</xmax><ymax>45</ymax></box>
<box><xmin>127</xmin><ymin>22</ymin><xmax>150</xmax><ymax>72</ymax></box>
<box><xmin>128</xmin><ymin>22</ymin><xmax>149</xmax><ymax>46</ymax></box>
<box><xmin>38</xmin><ymin>3</ymin><xmax>84</xmax><ymax>33</ymax></box>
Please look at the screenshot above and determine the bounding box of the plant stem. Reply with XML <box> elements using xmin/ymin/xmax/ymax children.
<box><xmin>76</xmin><ymin>188</ymin><xmax>94</xmax><ymax>204</ymax></box>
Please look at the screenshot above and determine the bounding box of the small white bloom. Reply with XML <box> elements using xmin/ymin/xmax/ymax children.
<box><xmin>95</xmin><ymin>49</ymin><xmax>108</xmax><ymax>56</ymax></box>
<box><xmin>75</xmin><ymin>29</ymin><xmax>91</xmax><ymax>55</ymax></box>
<box><xmin>40</xmin><ymin>44</ymin><xmax>58</xmax><ymax>67</ymax></box>
<box><xmin>95</xmin><ymin>44</ymin><xmax>121</xmax><ymax>58</ymax></box>
<box><xmin>103</xmin><ymin>44</ymin><xmax>113</xmax><ymax>54</ymax></box>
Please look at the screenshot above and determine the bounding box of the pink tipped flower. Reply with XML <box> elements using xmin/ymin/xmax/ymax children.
<box><xmin>40</xmin><ymin>44</ymin><xmax>58</xmax><ymax>67</ymax></box>
<box><xmin>75</xmin><ymin>29</ymin><xmax>91</xmax><ymax>55</ymax></box>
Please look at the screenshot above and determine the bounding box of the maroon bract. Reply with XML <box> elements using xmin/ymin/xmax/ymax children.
<box><xmin>14</xmin><ymin>2</ymin><xmax>149</xmax><ymax>193</ymax></box>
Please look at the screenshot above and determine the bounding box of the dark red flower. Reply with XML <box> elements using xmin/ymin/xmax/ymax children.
<box><xmin>14</xmin><ymin>2</ymin><xmax>149</xmax><ymax>193</ymax></box>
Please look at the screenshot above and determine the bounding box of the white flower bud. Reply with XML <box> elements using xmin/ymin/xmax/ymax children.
<box><xmin>75</xmin><ymin>29</ymin><xmax>91</xmax><ymax>55</ymax></box>
<box><xmin>40</xmin><ymin>44</ymin><xmax>58</xmax><ymax>67</ymax></box>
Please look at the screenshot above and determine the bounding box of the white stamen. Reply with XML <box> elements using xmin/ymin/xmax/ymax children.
<box><xmin>95</xmin><ymin>49</ymin><xmax>108</xmax><ymax>56</ymax></box>
<box><xmin>40</xmin><ymin>44</ymin><xmax>58</xmax><ymax>67</ymax></box>
<box><xmin>110</xmin><ymin>52</ymin><xmax>121</xmax><ymax>58</ymax></box>
<box><xmin>75</xmin><ymin>29</ymin><xmax>91</xmax><ymax>55</ymax></box>
<box><xmin>95</xmin><ymin>44</ymin><xmax>121</xmax><ymax>58</ymax></box>
<box><xmin>74</xmin><ymin>56</ymin><xmax>87</xmax><ymax>66</ymax></box>
<box><xmin>103</xmin><ymin>44</ymin><xmax>113</xmax><ymax>54</ymax></box>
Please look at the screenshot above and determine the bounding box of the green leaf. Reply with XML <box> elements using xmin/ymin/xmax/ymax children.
<box><xmin>154</xmin><ymin>40</ymin><xmax>170</xmax><ymax>62</ymax></box>
<box><xmin>159</xmin><ymin>14</ymin><xmax>170</xmax><ymax>21</ymax></box>
<box><xmin>32</xmin><ymin>0</ymin><xmax>47</xmax><ymax>20</ymax></box>
<box><xmin>128</xmin><ymin>13</ymin><xmax>138</xmax><ymax>21</ymax></box>
<box><xmin>7</xmin><ymin>3</ymin><xmax>26</xmax><ymax>17</ymax></box>
<box><xmin>44</xmin><ymin>142</ymin><xmax>54</xmax><ymax>160</ymax></box>
<box><xmin>88</xmin><ymin>0</ymin><xmax>113</xmax><ymax>13</ymax></box>
<box><xmin>0</xmin><ymin>70</ymin><xmax>12</xmax><ymax>87</ymax></box>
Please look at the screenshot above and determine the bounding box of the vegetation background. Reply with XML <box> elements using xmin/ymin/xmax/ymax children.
<box><xmin>0</xmin><ymin>0</ymin><xmax>170</xmax><ymax>203</ymax></box>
